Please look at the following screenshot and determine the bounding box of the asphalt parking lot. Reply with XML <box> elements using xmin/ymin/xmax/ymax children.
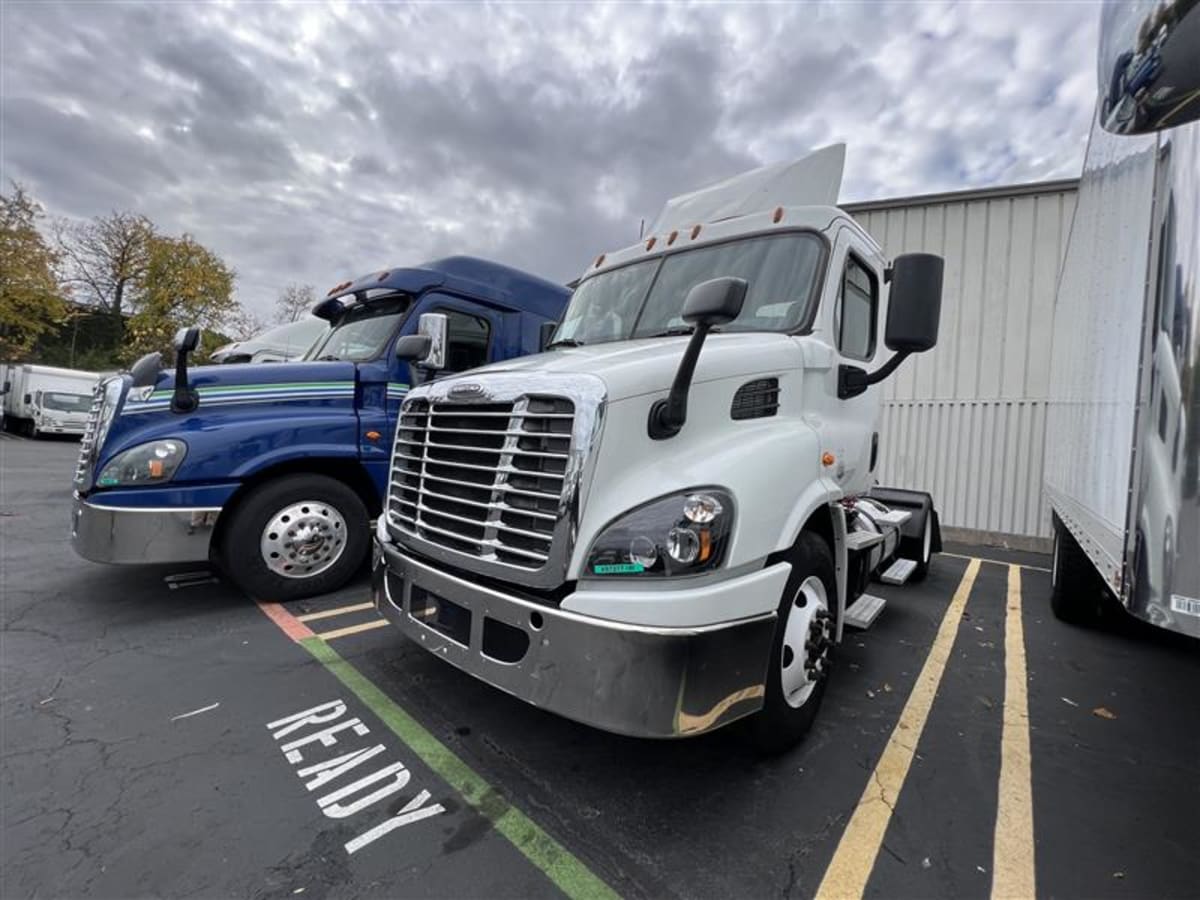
<box><xmin>2</xmin><ymin>433</ymin><xmax>1198</xmax><ymax>899</ymax></box>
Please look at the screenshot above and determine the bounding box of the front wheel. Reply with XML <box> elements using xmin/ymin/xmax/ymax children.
<box><xmin>219</xmin><ymin>474</ymin><xmax>369</xmax><ymax>602</ymax></box>
<box><xmin>748</xmin><ymin>532</ymin><xmax>837</xmax><ymax>754</ymax></box>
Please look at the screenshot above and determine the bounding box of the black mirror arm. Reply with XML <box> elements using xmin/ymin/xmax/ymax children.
<box><xmin>170</xmin><ymin>347</ymin><xmax>199</xmax><ymax>413</ymax></box>
<box><xmin>837</xmin><ymin>350</ymin><xmax>910</xmax><ymax>400</ymax></box>
<box><xmin>647</xmin><ymin>324</ymin><xmax>711</xmax><ymax>440</ymax></box>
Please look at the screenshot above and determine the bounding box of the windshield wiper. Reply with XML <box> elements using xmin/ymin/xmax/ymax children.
<box><xmin>546</xmin><ymin>339</ymin><xmax>585</xmax><ymax>349</ymax></box>
<box><xmin>644</xmin><ymin>326</ymin><xmax>696</xmax><ymax>338</ymax></box>
<box><xmin>314</xmin><ymin>354</ymin><xmax>342</xmax><ymax>361</ymax></box>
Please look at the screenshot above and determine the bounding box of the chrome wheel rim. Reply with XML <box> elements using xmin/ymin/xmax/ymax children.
<box><xmin>261</xmin><ymin>501</ymin><xmax>347</xmax><ymax>579</ymax></box>
<box><xmin>781</xmin><ymin>575</ymin><xmax>833</xmax><ymax>709</ymax></box>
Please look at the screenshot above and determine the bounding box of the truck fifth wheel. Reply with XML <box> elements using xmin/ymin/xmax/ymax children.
<box><xmin>372</xmin><ymin>146</ymin><xmax>945</xmax><ymax>750</ymax></box>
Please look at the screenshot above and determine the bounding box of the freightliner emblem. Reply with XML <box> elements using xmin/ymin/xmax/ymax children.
<box><xmin>449</xmin><ymin>382</ymin><xmax>486</xmax><ymax>399</ymax></box>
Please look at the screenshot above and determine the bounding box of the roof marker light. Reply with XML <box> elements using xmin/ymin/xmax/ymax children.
<box><xmin>691</xmin><ymin>224</ymin><xmax>702</xmax><ymax>240</ymax></box>
<box><xmin>773</xmin><ymin>206</ymin><xmax>784</xmax><ymax>223</ymax></box>
<box><xmin>377</xmin><ymin>271</ymin><xmax>390</xmax><ymax>281</ymax></box>
<box><xmin>595</xmin><ymin>254</ymin><xmax>606</xmax><ymax>268</ymax></box>
<box><xmin>667</xmin><ymin>230</ymin><xmax>678</xmax><ymax>246</ymax></box>
<box><xmin>646</xmin><ymin>236</ymin><xmax>656</xmax><ymax>251</ymax></box>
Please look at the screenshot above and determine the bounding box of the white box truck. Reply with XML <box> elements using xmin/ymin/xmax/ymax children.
<box><xmin>371</xmin><ymin>145</ymin><xmax>945</xmax><ymax>750</ymax></box>
<box><xmin>1</xmin><ymin>364</ymin><xmax>100</xmax><ymax>438</ymax></box>
<box><xmin>1045</xmin><ymin>0</ymin><xmax>1199</xmax><ymax>638</ymax></box>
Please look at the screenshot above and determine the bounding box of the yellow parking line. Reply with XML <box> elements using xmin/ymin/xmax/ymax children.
<box><xmin>992</xmin><ymin>565</ymin><xmax>1036</xmax><ymax>899</ymax></box>
<box><xmin>316</xmin><ymin>619</ymin><xmax>390</xmax><ymax>641</ymax></box>
<box><xmin>297</xmin><ymin>602</ymin><xmax>376</xmax><ymax>623</ymax></box>
<box><xmin>941</xmin><ymin>551</ymin><xmax>1050</xmax><ymax>573</ymax></box>
<box><xmin>815</xmin><ymin>558</ymin><xmax>981</xmax><ymax>900</ymax></box>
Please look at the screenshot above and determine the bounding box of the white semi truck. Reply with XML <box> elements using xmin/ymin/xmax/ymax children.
<box><xmin>371</xmin><ymin>146</ymin><xmax>944</xmax><ymax>750</ymax></box>
<box><xmin>1045</xmin><ymin>0</ymin><xmax>1199</xmax><ymax>638</ymax></box>
<box><xmin>1</xmin><ymin>364</ymin><xmax>100</xmax><ymax>438</ymax></box>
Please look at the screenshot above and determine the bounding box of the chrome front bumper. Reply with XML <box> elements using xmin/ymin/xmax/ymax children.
<box><xmin>71</xmin><ymin>496</ymin><xmax>220</xmax><ymax>564</ymax></box>
<box><xmin>372</xmin><ymin>540</ymin><xmax>778</xmax><ymax>738</ymax></box>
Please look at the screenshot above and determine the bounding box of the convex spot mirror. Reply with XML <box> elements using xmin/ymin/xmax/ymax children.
<box><xmin>396</xmin><ymin>312</ymin><xmax>447</xmax><ymax>369</ymax></box>
<box><xmin>1099</xmin><ymin>0</ymin><xmax>1200</xmax><ymax>135</ymax></box>
<box><xmin>885</xmin><ymin>253</ymin><xmax>943</xmax><ymax>353</ymax></box>
<box><xmin>681</xmin><ymin>276</ymin><xmax>748</xmax><ymax>327</ymax></box>
<box><xmin>174</xmin><ymin>326</ymin><xmax>201</xmax><ymax>353</ymax></box>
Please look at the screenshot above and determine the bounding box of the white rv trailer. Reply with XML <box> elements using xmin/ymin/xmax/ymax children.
<box><xmin>1045</xmin><ymin>0</ymin><xmax>1200</xmax><ymax>637</ymax></box>
<box><xmin>1</xmin><ymin>364</ymin><xmax>100</xmax><ymax>438</ymax></box>
<box><xmin>371</xmin><ymin>145</ymin><xmax>945</xmax><ymax>750</ymax></box>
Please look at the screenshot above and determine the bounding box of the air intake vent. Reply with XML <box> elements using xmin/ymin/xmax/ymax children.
<box><xmin>731</xmin><ymin>378</ymin><xmax>780</xmax><ymax>420</ymax></box>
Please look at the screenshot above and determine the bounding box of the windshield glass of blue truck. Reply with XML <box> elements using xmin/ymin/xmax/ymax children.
<box><xmin>553</xmin><ymin>232</ymin><xmax>825</xmax><ymax>346</ymax></box>
<box><xmin>306</xmin><ymin>295</ymin><xmax>410</xmax><ymax>362</ymax></box>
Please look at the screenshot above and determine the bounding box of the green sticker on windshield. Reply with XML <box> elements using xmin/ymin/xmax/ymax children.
<box><xmin>593</xmin><ymin>562</ymin><xmax>645</xmax><ymax>575</ymax></box>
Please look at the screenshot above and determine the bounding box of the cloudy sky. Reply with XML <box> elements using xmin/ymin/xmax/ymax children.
<box><xmin>1</xmin><ymin>1</ymin><xmax>1099</xmax><ymax>319</ymax></box>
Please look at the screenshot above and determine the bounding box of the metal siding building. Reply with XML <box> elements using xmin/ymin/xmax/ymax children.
<box><xmin>844</xmin><ymin>179</ymin><xmax>1079</xmax><ymax>548</ymax></box>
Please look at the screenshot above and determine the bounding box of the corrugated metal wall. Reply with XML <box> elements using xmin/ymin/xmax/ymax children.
<box><xmin>846</xmin><ymin>181</ymin><xmax>1078</xmax><ymax>542</ymax></box>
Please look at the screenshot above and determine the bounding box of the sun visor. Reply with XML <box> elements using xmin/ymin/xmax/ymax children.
<box><xmin>649</xmin><ymin>143</ymin><xmax>846</xmax><ymax>234</ymax></box>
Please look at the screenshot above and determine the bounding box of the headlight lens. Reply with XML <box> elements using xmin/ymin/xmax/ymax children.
<box><xmin>96</xmin><ymin>439</ymin><xmax>187</xmax><ymax>487</ymax></box>
<box><xmin>586</xmin><ymin>489</ymin><xmax>733</xmax><ymax>577</ymax></box>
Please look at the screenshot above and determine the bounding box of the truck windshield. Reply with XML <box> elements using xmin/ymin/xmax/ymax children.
<box><xmin>42</xmin><ymin>392</ymin><xmax>91</xmax><ymax>413</ymax></box>
<box><xmin>553</xmin><ymin>232</ymin><xmax>825</xmax><ymax>346</ymax></box>
<box><xmin>306</xmin><ymin>296</ymin><xmax>411</xmax><ymax>362</ymax></box>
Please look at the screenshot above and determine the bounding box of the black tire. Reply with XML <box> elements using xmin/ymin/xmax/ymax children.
<box><xmin>1050</xmin><ymin>513</ymin><xmax>1106</xmax><ymax>625</ymax></box>
<box><xmin>748</xmin><ymin>532</ymin><xmax>838</xmax><ymax>754</ymax></box>
<box><xmin>219</xmin><ymin>474</ymin><xmax>369</xmax><ymax>602</ymax></box>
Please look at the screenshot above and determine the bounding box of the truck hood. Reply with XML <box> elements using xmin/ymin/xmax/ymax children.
<box><xmin>126</xmin><ymin>360</ymin><xmax>360</xmax><ymax>412</ymax></box>
<box><xmin>453</xmin><ymin>332</ymin><xmax>805</xmax><ymax>402</ymax></box>
<box><xmin>149</xmin><ymin>360</ymin><xmax>358</xmax><ymax>392</ymax></box>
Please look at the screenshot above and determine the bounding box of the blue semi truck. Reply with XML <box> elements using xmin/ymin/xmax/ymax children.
<box><xmin>70</xmin><ymin>256</ymin><xmax>570</xmax><ymax>600</ymax></box>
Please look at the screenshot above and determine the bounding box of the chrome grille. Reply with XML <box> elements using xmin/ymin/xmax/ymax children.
<box><xmin>73</xmin><ymin>387</ymin><xmax>106</xmax><ymax>489</ymax></box>
<box><xmin>388</xmin><ymin>396</ymin><xmax>576</xmax><ymax>569</ymax></box>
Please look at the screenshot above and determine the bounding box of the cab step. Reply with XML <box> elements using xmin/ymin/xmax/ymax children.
<box><xmin>880</xmin><ymin>557</ymin><xmax>918</xmax><ymax>585</ymax></box>
<box><xmin>844</xmin><ymin>592</ymin><xmax>887</xmax><ymax>630</ymax></box>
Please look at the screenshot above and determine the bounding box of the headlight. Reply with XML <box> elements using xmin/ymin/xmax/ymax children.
<box><xmin>585</xmin><ymin>489</ymin><xmax>733</xmax><ymax>577</ymax></box>
<box><xmin>96</xmin><ymin>439</ymin><xmax>187</xmax><ymax>487</ymax></box>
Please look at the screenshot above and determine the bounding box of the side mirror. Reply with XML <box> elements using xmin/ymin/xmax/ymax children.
<box><xmin>171</xmin><ymin>325</ymin><xmax>201</xmax><ymax>413</ymax></box>
<box><xmin>395</xmin><ymin>334</ymin><xmax>432</xmax><ymax>362</ymax></box>
<box><xmin>681</xmin><ymin>277</ymin><xmax>748</xmax><ymax>327</ymax></box>
<box><xmin>539</xmin><ymin>321</ymin><xmax>558</xmax><ymax>352</ymax></box>
<box><xmin>838</xmin><ymin>254</ymin><xmax>943</xmax><ymax>400</ymax></box>
<box><xmin>648</xmin><ymin>277</ymin><xmax>748</xmax><ymax>440</ymax></box>
<box><xmin>1098</xmin><ymin>0</ymin><xmax>1200</xmax><ymax>135</ymax></box>
<box><xmin>174</xmin><ymin>326</ymin><xmax>201</xmax><ymax>353</ymax></box>
<box><xmin>130</xmin><ymin>351</ymin><xmax>164</xmax><ymax>388</ymax></box>
<box><xmin>396</xmin><ymin>313</ymin><xmax>448</xmax><ymax>370</ymax></box>
<box><xmin>884</xmin><ymin>253</ymin><xmax>943</xmax><ymax>353</ymax></box>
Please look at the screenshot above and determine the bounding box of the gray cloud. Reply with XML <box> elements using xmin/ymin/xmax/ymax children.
<box><xmin>1</xmin><ymin>1</ymin><xmax>1098</xmax><ymax>319</ymax></box>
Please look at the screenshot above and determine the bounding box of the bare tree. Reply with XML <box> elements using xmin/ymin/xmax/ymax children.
<box><xmin>225</xmin><ymin>305</ymin><xmax>267</xmax><ymax>341</ymax></box>
<box><xmin>274</xmin><ymin>282</ymin><xmax>316</xmax><ymax>323</ymax></box>
<box><xmin>54</xmin><ymin>211</ymin><xmax>154</xmax><ymax>328</ymax></box>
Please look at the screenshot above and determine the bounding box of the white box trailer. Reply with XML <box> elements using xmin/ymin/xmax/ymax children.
<box><xmin>1</xmin><ymin>364</ymin><xmax>100</xmax><ymax>438</ymax></box>
<box><xmin>1044</xmin><ymin>0</ymin><xmax>1200</xmax><ymax>638</ymax></box>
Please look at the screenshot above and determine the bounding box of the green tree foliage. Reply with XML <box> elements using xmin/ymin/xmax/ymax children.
<box><xmin>126</xmin><ymin>234</ymin><xmax>237</xmax><ymax>363</ymax></box>
<box><xmin>0</xmin><ymin>182</ymin><xmax>67</xmax><ymax>359</ymax></box>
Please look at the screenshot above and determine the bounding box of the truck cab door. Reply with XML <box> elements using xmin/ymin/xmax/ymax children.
<box><xmin>822</xmin><ymin>227</ymin><xmax>887</xmax><ymax>494</ymax></box>
<box><xmin>359</xmin><ymin>293</ymin><xmax>501</xmax><ymax>493</ymax></box>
